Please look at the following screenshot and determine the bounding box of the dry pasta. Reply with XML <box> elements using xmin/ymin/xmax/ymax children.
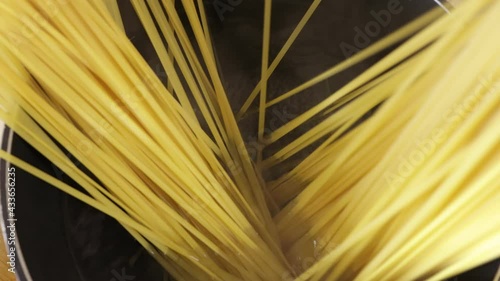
<box><xmin>0</xmin><ymin>0</ymin><xmax>498</xmax><ymax>280</ymax></box>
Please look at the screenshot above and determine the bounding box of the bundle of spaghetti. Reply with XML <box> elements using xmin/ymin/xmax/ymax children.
<box><xmin>268</xmin><ymin>53</ymin><xmax>421</xmax><ymax>206</ymax></box>
<box><xmin>274</xmin><ymin>0</ymin><xmax>500</xmax><ymax>279</ymax></box>
<box><xmin>0</xmin><ymin>0</ymin><xmax>292</xmax><ymax>280</ymax></box>
<box><xmin>254</xmin><ymin>6</ymin><xmax>445</xmax><ymax>185</ymax></box>
<box><xmin>128</xmin><ymin>0</ymin><xmax>282</xmax><ymax>217</ymax></box>
<box><xmin>264</xmin><ymin>4</ymin><xmax>446</xmax><ymax>205</ymax></box>
<box><xmin>0</xmin><ymin>0</ymin><xmax>498</xmax><ymax>280</ymax></box>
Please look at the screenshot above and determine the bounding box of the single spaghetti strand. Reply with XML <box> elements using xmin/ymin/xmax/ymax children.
<box><xmin>257</xmin><ymin>0</ymin><xmax>272</xmax><ymax>163</ymax></box>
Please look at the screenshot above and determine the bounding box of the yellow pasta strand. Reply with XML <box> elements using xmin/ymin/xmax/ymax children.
<box><xmin>0</xmin><ymin>0</ymin><xmax>498</xmax><ymax>280</ymax></box>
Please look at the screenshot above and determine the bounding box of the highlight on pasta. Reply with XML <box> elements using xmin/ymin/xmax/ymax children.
<box><xmin>0</xmin><ymin>0</ymin><xmax>498</xmax><ymax>280</ymax></box>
